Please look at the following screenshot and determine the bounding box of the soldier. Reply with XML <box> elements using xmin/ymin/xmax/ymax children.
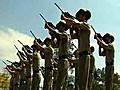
<box><xmin>13</xmin><ymin>53</ymin><xmax>26</xmax><ymax>90</ymax></box>
<box><xmin>22</xmin><ymin>45</ymin><xmax>32</xmax><ymax>90</ymax></box>
<box><xmin>6</xmin><ymin>65</ymin><xmax>15</xmax><ymax>90</ymax></box>
<box><xmin>45</xmin><ymin>21</ymin><xmax>70</xmax><ymax>90</ymax></box>
<box><xmin>95</xmin><ymin>33</ymin><xmax>115</xmax><ymax>90</ymax></box>
<box><xmin>34</xmin><ymin>37</ymin><xmax>54</xmax><ymax>90</ymax></box>
<box><xmin>62</xmin><ymin>9</ymin><xmax>91</xmax><ymax>90</ymax></box>
<box><xmin>88</xmin><ymin>46</ymin><xmax>95</xmax><ymax>90</ymax></box>
<box><xmin>23</xmin><ymin>41</ymin><xmax>41</xmax><ymax>90</ymax></box>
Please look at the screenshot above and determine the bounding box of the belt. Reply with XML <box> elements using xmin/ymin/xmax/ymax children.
<box><xmin>45</xmin><ymin>66</ymin><xmax>53</xmax><ymax>70</ymax></box>
<box><xmin>33</xmin><ymin>69</ymin><xmax>39</xmax><ymax>73</ymax></box>
<box><xmin>26</xmin><ymin>75</ymin><xmax>31</xmax><ymax>78</ymax></box>
<box><xmin>59</xmin><ymin>55</ymin><xmax>68</xmax><ymax>59</ymax></box>
<box><xmin>79</xmin><ymin>51</ymin><xmax>89</xmax><ymax>56</ymax></box>
<box><xmin>106</xmin><ymin>62</ymin><xmax>114</xmax><ymax>66</ymax></box>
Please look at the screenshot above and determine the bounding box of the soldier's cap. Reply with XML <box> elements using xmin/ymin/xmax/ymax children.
<box><xmin>56</xmin><ymin>20</ymin><xmax>68</xmax><ymax>31</ymax></box>
<box><xmin>103</xmin><ymin>33</ymin><xmax>114</xmax><ymax>43</ymax></box>
<box><xmin>85</xmin><ymin>9</ymin><xmax>91</xmax><ymax>20</ymax></box>
<box><xmin>75</xmin><ymin>8</ymin><xmax>91</xmax><ymax>20</ymax></box>
<box><xmin>75</xmin><ymin>9</ymin><xmax>86</xmax><ymax>19</ymax></box>
<box><xmin>44</xmin><ymin>37</ymin><xmax>51</xmax><ymax>44</ymax></box>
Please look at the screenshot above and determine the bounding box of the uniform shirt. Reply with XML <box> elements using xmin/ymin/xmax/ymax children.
<box><xmin>25</xmin><ymin>60</ymin><xmax>32</xmax><ymax>76</ymax></box>
<box><xmin>58</xmin><ymin>32</ymin><xmax>70</xmax><ymax>56</ymax></box>
<box><xmin>105</xmin><ymin>43</ymin><xmax>114</xmax><ymax>63</ymax></box>
<box><xmin>32</xmin><ymin>51</ymin><xmax>41</xmax><ymax>71</ymax></box>
<box><xmin>77</xmin><ymin>22</ymin><xmax>91</xmax><ymax>52</ymax></box>
<box><xmin>44</xmin><ymin>46</ymin><xmax>54</xmax><ymax>68</ymax></box>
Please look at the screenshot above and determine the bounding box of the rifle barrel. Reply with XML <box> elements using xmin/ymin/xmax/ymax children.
<box><xmin>3</xmin><ymin>61</ymin><xmax>7</xmax><ymax>66</ymax></box>
<box><xmin>30</xmin><ymin>31</ymin><xmax>37</xmax><ymax>39</ymax></box>
<box><xmin>91</xmin><ymin>25</ymin><xmax>97</xmax><ymax>34</ymax></box>
<box><xmin>39</xmin><ymin>14</ymin><xmax>47</xmax><ymax>23</ymax></box>
<box><xmin>18</xmin><ymin>40</ymin><xmax>24</xmax><ymax>46</ymax></box>
<box><xmin>14</xmin><ymin>45</ymin><xmax>19</xmax><ymax>51</ymax></box>
<box><xmin>6</xmin><ymin>60</ymin><xmax>13</xmax><ymax>63</ymax></box>
<box><xmin>54</xmin><ymin>3</ymin><xmax>64</xmax><ymax>13</ymax></box>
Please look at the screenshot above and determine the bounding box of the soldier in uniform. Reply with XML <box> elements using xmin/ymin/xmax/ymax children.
<box><xmin>34</xmin><ymin>37</ymin><xmax>54</xmax><ymax>90</ymax></box>
<box><xmin>61</xmin><ymin>9</ymin><xmax>91</xmax><ymax>90</ymax></box>
<box><xmin>22</xmin><ymin>45</ymin><xmax>32</xmax><ymax>90</ymax></box>
<box><xmin>23</xmin><ymin>41</ymin><xmax>41</xmax><ymax>90</ymax></box>
<box><xmin>95</xmin><ymin>33</ymin><xmax>115</xmax><ymax>90</ymax></box>
<box><xmin>88</xmin><ymin>46</ymin><xmax>95</xmax><ymax>90</ymax></box>
<box><xmin>6</xmin><ymin>65</ymin><xmax>15</xmax><ymax>90</ymax></box>
<box><xmin>45</xmin><ymin>21</ymin><xmax>70</xmax><ymax>90</ymax></box>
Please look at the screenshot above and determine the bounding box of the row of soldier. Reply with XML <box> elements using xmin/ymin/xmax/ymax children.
<box><xmin>3</xmin><ymin>3</ymin><xmax>115</xmax><ymax>90</ymax></box>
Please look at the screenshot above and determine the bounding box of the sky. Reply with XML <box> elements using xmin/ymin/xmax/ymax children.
<box><xmin>0</xmin><ymin>0</ymin><xmax>120</xmax><ymax>75</ymax></box>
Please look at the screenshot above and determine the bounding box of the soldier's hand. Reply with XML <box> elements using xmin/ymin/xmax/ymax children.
<box><xmin>61</xmin><ymin>13</ymin><xmax>66</xmax><ymax>20</ymax></box>
<box><xmin>44</xmin><ymin>23</ymin><xmax>49</xmax><ymax>29</ymax></box>
<box><xmin>94</xmin><ymin>33</ymin><xmax>98</xmax><ymax>39</ymax></box>
<box><xmin>64</xmin><ymin>12</ymin><xmax>74</xmax><ymax>19</ymax></box>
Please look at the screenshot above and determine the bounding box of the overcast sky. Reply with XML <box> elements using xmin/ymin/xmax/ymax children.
<box><xmin>0</xmin><ymin>0</ymin><xmax>120</xmax><ymax>74</ymax></box>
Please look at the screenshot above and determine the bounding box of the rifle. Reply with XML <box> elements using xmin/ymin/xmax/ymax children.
<box><xmin>39</xmin><ymin>14</ymin><xmax>47</xmax><ymax>23</ymax></box>
<box><xmin>39</xmin><ymin>14</ymin><xmax>56</xmax><ymax>29</ymax></box>
<box><xmin>6</xmin><ymin>60</ymin><xmax>13</xmax><ymax>64</ymax></box>
<box><xmin>14</xmin><ymin>45</ymin><xmax>27</xmax><ymax>58</ymax></box>
<box><xmin>18</xmin><ymin>40</ymin><xmax>25</xmax><ymax>47</ymax></box>
<box><xmin>91</xmin><ymin>25</ymin><xmax>103</xmax><ymax>40</ymax></box>
<box><xmin>54</xmin><ymin>3</ymin><xmax>75</xmax><ymax>19</ymax></box>
<box><xmin>30</xmin><ymin>30</ymin><xmax>37</xmax><ymax>40</ymax></box>
<box><xmin>3</xmin><ymin>61</ymin><xmax>8</xmax><ymax>66</ymax></box>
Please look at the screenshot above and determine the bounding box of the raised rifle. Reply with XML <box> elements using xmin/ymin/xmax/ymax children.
<box><xmin>30</xmin><ymin>30</ymin><xmax>44</xmax><ymax>45</ymax></box>
<box><xmin>14</xmin><ymin>45</ymin><xmax>27</xmax><ymax>58</ymax></box>
<box><xmin>91</xmin><ymin>25</ymin><xmax>103</xmax><ymax>40</ymax></box>
<box><xmin>6</xmin><ymin>60</ymin><xmax>13</xmax><ymax>64</ymax></box>
<box><xmin>54</xmin><ymin>3</ymin><xmax>75</xmax><ymax>20</ymax></box>
<box><xmin>3</xmin><ymin>61</ymin><xmax>8</xmax><ymax>66</ymax></box>
<box><xmin>39</xmin><ymin>14</ymin><xmax>56</xmax><ymax>29</ymax></box>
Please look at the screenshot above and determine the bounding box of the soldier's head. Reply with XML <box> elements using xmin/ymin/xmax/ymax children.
<box><xmin>44</xmin><ymin>37</ymin><xmax>51</xmax><ymax>46</ymax></box>
<box><xmin>103</xmin><ymin>33</ymin><xmax>114</xmax><ymax>44</ymax></box>
<box><xmin>56</xmin><ymin>20</ymin><xmax>68</xmax><ymax>32</ymax></box>
<box><xmin>75</xmin><ymin>9</ymin><xmax>91</xmax><ymax>22</ymax></box>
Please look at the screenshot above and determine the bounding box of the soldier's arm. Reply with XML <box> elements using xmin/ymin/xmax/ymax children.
<box><xmin>6</xmin><ymin>66</ymin><xmax>16</xmax><ymax>74</ymax></box>
<box><xmin>45</xmin><ymin>23</ymin><xmax>60</xmax><ymax>39</ymax></box>
<box><xmin>34</xmin><ymin>39</ymin><xmax>44</xmax><ymax>52</ymax></box>
<box><xmin>22</xmin><ymin>47</ymin><xmax>32</xmax><ymax>58</ymax></box>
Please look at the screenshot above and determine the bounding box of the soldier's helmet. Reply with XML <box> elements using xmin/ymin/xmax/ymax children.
<box><xmin>103</xmin><ymin>33</ymin><xmax>114</xmax><ymax>43</ymax></box>
<box><xmin>56</xmin><ymin>20</ymin><xmax>68</xmax><ymax>31</ymax></box>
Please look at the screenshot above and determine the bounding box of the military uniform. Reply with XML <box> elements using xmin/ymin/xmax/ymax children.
<box><xmin>14</xmin><ymin>71</ymin><xmax>20</xmax><ymax>90</ymax></box>
<box><xmin>96</xmin><ymin>33</ymin><xmax>115</xmax><ymax>90</ymax></box>
<box><xmin>105</xmin><ymin>44</ymin><xmax>114</xmax><ymax>90</ymax></box>
<box><xmin>19</xmin><ymin>65</ymin><xmax>26</xmax><ymax>90</ymax></box>
<box><xmin>43</xmin><ymin>46</ymin><xmax>54</xmax><ymax>90</ymax></box>
<box><xmin>25</xmin><ymin>61</ymin><xmax>32</xmax><ymax>90</ymax></box>
<box><xmin>56</xmin><ymin>32</ymin><xmax>70</xmax><ymax>90</ymax></box>
<box><xmin>88</xmin><ymin>53</ymin><xmax>95</xmax><ymax>90</ymax></box>
<box><xmin>31</xmin><ymin>51</ymin><xmax>41</xmax><ymax>90</ymax></box>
